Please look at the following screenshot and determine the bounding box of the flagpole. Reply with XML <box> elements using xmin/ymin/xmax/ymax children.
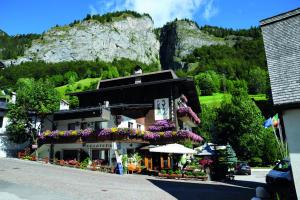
<box><xmin>278</xmin><ymin>119</ymin><xmax>288</xmax><ymax>158</ymax></box>
<box><xmin>272</xmin><ymin>123</ymin><xmax>284</xmax><ymax>159</ymax></box>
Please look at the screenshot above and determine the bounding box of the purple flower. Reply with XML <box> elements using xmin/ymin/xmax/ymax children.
<box><xmin>80</xmin><ymin>128</ymin><xmax>93</xmax><ymax>137</ymax></box>
<box><xmin>144</xmin><ymin>132</ymin><xmax>160</xmax><ymax>140</ymax></box>
<box><xmin>148</xmin><ymin>120</ymin><xmax>175</xmax><ymax>132</ymax></box>
<box><xmin>98</xmin><ymin>129</ymin><xmax>111</xmax><ymax>137</ymax></box>
<box><xmin>163</xmin><ymin>131</ymin><xmax>173</xmax><ymax>138</ymax></box>
<box><xmin>177</xmin><ymin>107</ymin><xmax>201</xmax><ymax>124</ymax></box>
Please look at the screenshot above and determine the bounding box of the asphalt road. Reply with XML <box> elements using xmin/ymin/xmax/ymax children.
<box><xmin>0</xmin><ymin>158</ymin><xmax>269</xmax><ymax>200</ymax></box>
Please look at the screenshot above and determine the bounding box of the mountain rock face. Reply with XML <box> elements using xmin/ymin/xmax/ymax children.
<box><xmin>3</xmin><ymin>16</ymin><xmax>160</xmax><ymax>66</ymax></box>
<box><xmin>160</xmin><ymin>20</ymin><xmax>226</xmax><ymax>70</ymax></box>
<box><xmin>1</xmin><ymin>14</ymin><xmax>227</xmax><ymax>70</ymax></box>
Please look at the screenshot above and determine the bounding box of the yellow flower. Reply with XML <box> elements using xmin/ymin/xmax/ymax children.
<box><xmin>172</xmin><ymin>131</ymin><xmax>177</xmax><ymax>136</ymax></box>
<box><xmin>111</xmin><ymin>127</ymin><xmax>118</xmax><ymax>133</ymax></box>
<box><xmin>71</xmin><ymin>130</ymin><xmax>77</xmax><ymax>136</ymax></box>
<box><xmin>59</xmin><ymin>131</ymin><xmax>65</xmax><ymax>136</ymax></box>
<box><xmin>44</xmin><ymin>130</ymin><xmax>51</xmax><ymax>136</ymax></box>
<box><xmin>159</xmin><ymin>132</ymin><xmax>164</xmax><ymax>136</ymax></box>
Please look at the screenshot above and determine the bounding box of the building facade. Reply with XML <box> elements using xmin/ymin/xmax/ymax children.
<box><xmin>39</xmin><ymin>69</ymin><xmax>202</xmax><ymax>169</ymax></box>
<box><xmin>260</xmin><ymin>7</ymin><xmax>300</xmax><ymax>198</ymax></box>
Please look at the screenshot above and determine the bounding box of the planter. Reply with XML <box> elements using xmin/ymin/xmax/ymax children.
<box><xmin>158</xmin><ymin>173</ymin><xmax>168</xmax><ymax>177</ymax></box>
<box><xmin>183</xmin><ymin>174</ymin><xmax>208</xmax><ymax>181</ymax></box>
<box><xmin>59</xmin><ymin>160</ymin><xmax>65</xmax><ymax>166</ymax></box>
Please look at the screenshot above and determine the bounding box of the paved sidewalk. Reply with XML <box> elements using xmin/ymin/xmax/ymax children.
<box><xmin>0</xmin><ymin>158</ymin><xmax>265</xmax><ymax>200</ymax></box>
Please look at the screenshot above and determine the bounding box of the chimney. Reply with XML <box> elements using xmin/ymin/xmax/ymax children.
<box><xmin>59</xmin><ymin>99</ymin><xmax>69</xmax><ymax>110</ymax></box>
<box><xmin>10</xmin><ymin>92</ymin><xmax>16</xmax><ymax>104</ymax></box>
<box><xmin>134</xmin><ymin>65</ymin><xmax>142</xmax><ymax>75</ymax></box>
<box><xmin>134</xmin><ymin>65</ymin><xmax>142</xmax><ymax>84</ymax></box>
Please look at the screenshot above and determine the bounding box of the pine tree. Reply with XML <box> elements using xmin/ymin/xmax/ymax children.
<box><xmin>225</xmin><ymin>143</ymin><xmax>237</xmax><ymax>167</ymax></box>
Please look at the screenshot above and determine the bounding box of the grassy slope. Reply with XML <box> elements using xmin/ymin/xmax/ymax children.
<box><xmin>199</xmin><ymin>93</ymin><xmax>267</xmax><ymax>107</ymax></box>
<box><xmin>55</xmin><ymin>77</ymin><xmax>101</xmax><ymax>98</ymax></box>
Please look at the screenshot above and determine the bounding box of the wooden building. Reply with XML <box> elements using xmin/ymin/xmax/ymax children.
<box><xmin>39</xmin><ymin>69</ymin><xmax>202</xmax><ymax>170</ymax></box>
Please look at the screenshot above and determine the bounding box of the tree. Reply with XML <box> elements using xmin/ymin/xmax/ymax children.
<box><xmin>224</xmin><ymin>143</ymin><xmax>238</xmax><ymax>167</ymax></box>
<box><xmin>213</xmin><ymin>88</ymin><xmax>279</xmax><ymax>164</ymax></box>
<box><xmin>247</xmin><ymin>67</ymin><xmax>267</xmax><ymax>94</ymax></box>
<box><xmin>197</xmin><ymin>104</ymin><xmax>217</xmax><ymax>141</ymax></box>
<box><xmin>64</xmin><ymin>71</ymin><xmax>78</xmax><ymax>84</ymax></box>
<box><xmin>6</xmin><ymin>78</ymin><xmax>60</xmax><ymax>146</ymax></box>
<box><xmin>195</xmin><ymin>73</ymin><xmax>215</xmax><ymax>96</ymax></box>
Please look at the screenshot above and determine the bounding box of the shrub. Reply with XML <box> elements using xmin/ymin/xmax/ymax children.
<box><xmin>174</xmin><ymin>170</ymin><xmax>181</xmax><ymax>175</ymax></box>
<box><xmin>249</xmin><ymin>157</ymin><xmax>263</xmax><ymax>167</ymax></box>
<box><xmin>193</xmin><ymin>171</ymin><xmax>206</xmax><ymax>176</ymax></box>
<box><xmin>80</xmin><ymin>157</ymin><xmax>91</xmax><ymax>169</ymax></box>
<box><xmin>168</xmin><ymin>170</ymin><xmax>174</xmax><ymax>175</ymax></box>
<box><xmin>160</xmin><ymin>170</ymin><xmax>167</xmax><ymax>174</ymax></box>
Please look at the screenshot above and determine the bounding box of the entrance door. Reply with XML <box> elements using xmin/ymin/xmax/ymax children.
<box><xmin>63</xmin><ymin>150</ymin><xmax>78</xmax><ymax>160</ymax></box>
<box><xmin>91</xmin><ymin>149</ymin><xmax>109</xmax><ymax>165</ymax></box>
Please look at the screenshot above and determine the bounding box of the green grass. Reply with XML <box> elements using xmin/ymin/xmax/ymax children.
<box><xmin>249</xmin><ymin>94</ymin><xmax>267</xmax><ymax>101</ymax></box>
<box><xmin>55</xmin><ymin>77</ymin><xmax>101</xmax><ymax>98</ymax></box>
<box><xmin>199</xmin><ymin>93</ymin><xmax>267</xmax><ymax>107</ymax></box>
<box><xmin>199</xmin><ymin>93</ymin><xmax>231</xmax><ymax>107</ymax></box>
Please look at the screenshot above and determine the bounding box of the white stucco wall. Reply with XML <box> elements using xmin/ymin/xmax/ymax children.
<box><xmin>43</xmin><ymin>116</ymin><xmax>116</xmax><ymax>132</ymax></box>
<box><xmin>0</xmin><ymin>116</ymin><xmax>9</xmax><ymax>134</ymax></box>
<box><xmin>118</xmin><ymin>116</ymin><xmax>145</xmax><ymax>131</ymax></box>
<box><xmin>282</xmin><ymin>108</ymin><xmax>300</xmax><ymax>198</ymax></box>
<box><xmin>48</xmin><ymin>142</ymin><xmax>142</xmax><ymax>166</ymax></box>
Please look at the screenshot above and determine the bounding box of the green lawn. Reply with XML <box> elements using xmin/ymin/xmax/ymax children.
<box><xmin>55</xmin><ymin>77</ymin><xmax>101</xmax><ymax>98</ymax></box>
<box><xmin>199</xmin><ymin>93</ymin><xmax>267</xmax><ymax>107</ymax></box>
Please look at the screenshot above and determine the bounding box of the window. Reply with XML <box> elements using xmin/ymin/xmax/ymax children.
<box><xmin>94</xmin><ymin>121</ymin><xmax>102</xmax><ymax>130</ymax></box>
<box><xmin>274</xmin><ymin>160</ymin><xmax>290</xmax><ymax>172</ymax></box>
<box><xmin>0</xmin><ymin>117</ymin><xmax>3</xmax><ymax>128</ymax></box>
<box><xmin>81</xmin><ymin>122</ymin><xmax>87</xmax><ymax>129</ymax></box>
<box><xmin>68</xmin><ymin>123</ymin><xmax>76</xmax><ymax>130</ymax></box>
<box><xmin>91</xmin><ymin>149</ymin><xmax>109</xmax><ymax>165</ymax></box>
<box><xmin>137</xmin><ymin>124</ymin><xmax>141</xmax><ymax>130</ymax></box>
<box><xmin>128</xmin><ymin>122</ymin><xmax>133</xmax><ymax>129</ymax></box>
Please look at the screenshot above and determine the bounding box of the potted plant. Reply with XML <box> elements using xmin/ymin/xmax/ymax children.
<box><xmin>159</xmin><ymin>169</ymin><xmax>167</xmax><ymax>177</ymax></box>
<box><xmin>174</xmin><ymin>170</ymin><xmax>182</xmax><ymax>178</ymax></box>
<box><xmin>184</xmin><ymin>171</ymin><xmax>194</xmax><ymax>178</ymax></box>
<box><xmin>59</xmin><ymin>160</ymin><xmax>65</xmax><ymax>166</ymax></box>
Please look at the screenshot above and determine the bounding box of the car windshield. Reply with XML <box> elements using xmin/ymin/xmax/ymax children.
<box><xmin>273</xmin><ymin>160</ymin><xmax>290</xmax><ymax>172</ymax></box>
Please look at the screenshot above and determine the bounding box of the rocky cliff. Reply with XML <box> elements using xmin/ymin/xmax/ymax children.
<box><xmin>3</xmin><ymin>15</ymin><xmax>160</xmax><ymax>66</ymax></box>
<box><xmin>1</xmin><ymin>13</ymin><xmax>228</xmax><ymax>70</ymax></box>
<box><xmin>160</xmin><ymin>20</ymin><xmax>226</xmax><ymax>70</ymax></box>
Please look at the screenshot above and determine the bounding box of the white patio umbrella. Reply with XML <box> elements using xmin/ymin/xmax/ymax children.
<box><xmin>149</xmin><ymin>143</ymin><xmax>196</xmax><ymax>154</ymax></box>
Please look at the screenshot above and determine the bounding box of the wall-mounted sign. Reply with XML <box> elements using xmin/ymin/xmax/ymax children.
<box><xmin>86</xmin><ymin>143</ymin><xmax>112</xmax><ymax>148</ymax></box>
<box><xmin>154</xmin><ymin>98</ymin><xmax>170</xmax><ymax>120</ymax></box>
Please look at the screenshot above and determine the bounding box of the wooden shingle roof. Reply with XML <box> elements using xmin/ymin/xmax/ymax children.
<box><xmin>260</xmin><ymin>7</ymin><xmax>300</xmax><ymax>108</ymax></box>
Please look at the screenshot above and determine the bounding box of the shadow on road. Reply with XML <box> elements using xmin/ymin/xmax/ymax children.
<box><xmin>221</xmin><ymin>179</ymin><xmax>266</xmax><ymax>189</ymax></box>
<box><xmin>147</xmin><ymin>179</ymin><xmax>264</xmax><ymax>200</ymax></box>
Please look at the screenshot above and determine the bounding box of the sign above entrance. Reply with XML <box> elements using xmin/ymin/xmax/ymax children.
<box><xmin>154</xmin><ymin>98</ymin><xmax>170</xmax><ymax>120</ymax></box>
<box><xmin>86</xmin><ymin>143</ymin><xmax>112</xmax><ymax>148</ymax></box>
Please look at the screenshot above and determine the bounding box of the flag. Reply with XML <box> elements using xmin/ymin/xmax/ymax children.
<box><xmin>263</xmin><ymin>118</ymin><xmax>273</xmax><ymax>128</ymax></box>
<box><xmin>272</xmin><ymin>114</ymin><xmax>279</xmax><ymax>127</ymax></box>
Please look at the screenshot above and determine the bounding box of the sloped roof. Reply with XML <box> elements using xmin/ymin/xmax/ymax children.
<box><xmin>260</xmin><ymin>7</ymin><xmax>300</xmax><ymax>108</ymax></box>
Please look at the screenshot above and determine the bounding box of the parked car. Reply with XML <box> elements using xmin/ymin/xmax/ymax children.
<box><xmin>266</xmin><ymin>159</ymin><xmax>297</xmax><ymax>199</ymax></box>
<box><xmin>266</xmin><ymin>159</ymin><xmax>292</xmax><ymax>186</ymax></box>
<box><xmin>235</xmin><ymin>162</ymin><xmax>251</xmax><ymax>175</ymax></box>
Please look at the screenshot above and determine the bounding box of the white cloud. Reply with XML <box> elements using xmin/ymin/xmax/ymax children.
<box><xmin>203</xmin><ymin>0</ymin><xmax>219</xmax><ymax>20</ymax></box>
<box><xmin>90</xmin><ymin>0</ymin><xmax>219</xmax><ymax>27</ymax></box>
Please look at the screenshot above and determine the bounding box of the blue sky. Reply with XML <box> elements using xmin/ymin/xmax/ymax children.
<box><xmin>1</xmin><ymin>0</ymin><xmax>299</xmax><ymax>35</ymax></box>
